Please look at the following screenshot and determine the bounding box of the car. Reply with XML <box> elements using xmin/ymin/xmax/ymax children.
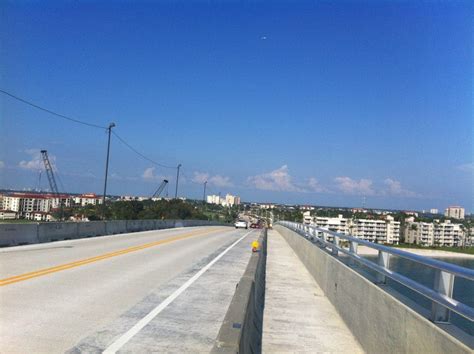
<box><xmin>234</xmin><ymin>220</ymin><xmax>248</xmax><ymax>229</ymax></box>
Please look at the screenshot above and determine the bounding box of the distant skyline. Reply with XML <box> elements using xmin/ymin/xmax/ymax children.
<box><xmin>1</xmin><ymin>1</ymin><xmax>472</xmax><ymax>213</ymax></box>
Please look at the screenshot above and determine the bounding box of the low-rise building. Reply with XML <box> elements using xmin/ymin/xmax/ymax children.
<box><xmin>0</xmin><ymin>210</ymin><xmax>17</xmax><ymax>220</ymax></box>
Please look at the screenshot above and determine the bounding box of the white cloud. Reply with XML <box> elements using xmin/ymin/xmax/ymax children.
<box><xmin>209</xmin><ymin>175</ymin><xmax>233</xmax><ymax>187</ymax></box>
<box><xmin>457</xmin><ymin>162</ymin><xmax>474</xmax><ymax>172</ymax></box>
<box><xmin>247</xmin><ymin>165</ymin><xmax>303</xmax><ymax>192</ymax></box>
<box><xmin>334</xmin><ymin>176</ymin><xmax>375</xmax><ymax>196</ymax></box>
<box><xmin>192</xmin><ymin>172</ymin><xmax>209</xmax><ymax>184</ymax></box>
<box><xmin>142</xmin><ymin>167</ymin><xmax>157</xmax><ymax>180</ymax></box>
<box><xmin>307</xmin><ymin>177</ymin><xmax>328</xmax><ymax>193</ymax></box>
<box><xmin>0</xmin><ymin>161</ymin><xmax>4</xmax><ymax>169</ymax></box>
<box><xmin>383</xmin><ymin>178</ymin><xmax>418</xmax><ymax>197</ymax></box>
<box><xmin>192</xmin><ymin>171</ymin><xmax>233</xmax><ymax>187</ymax></box>
<box><xmin>18</xmin><ymin>150</ymin><xmax>54</xmax><ymax>171</ymax></box>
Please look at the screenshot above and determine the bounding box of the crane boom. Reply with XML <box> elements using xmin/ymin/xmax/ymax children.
<box><xmin>40</xmin><ymin>150</ymin><xmax>64</xmax><ymax>220</ymax></box>
<box><xmin>40</xmin><ymin>150</ymin><xmax>59</xmax><ymax>195</ymax></box>
<box><xmin>152</xmin><ymin>179</ymin><xmax>169</xmax><ymax>198</ymax></box>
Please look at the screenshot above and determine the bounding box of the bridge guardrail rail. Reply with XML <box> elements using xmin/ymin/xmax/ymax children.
<box><xmin>277</xmin><ymin>221</ymin><xmax>474</xmax><ymax>325</ymax></box>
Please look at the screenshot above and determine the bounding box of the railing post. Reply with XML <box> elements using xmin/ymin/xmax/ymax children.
<box><xmin>349</xmin><ymin>241</ymin><xmax>358</xmax><ymax>266</ymax></box>
<box><xmin>431</xmin><ymin>270</ymin><xmax>455</xmax><ymax>323</ymax></box>
<box><xmin>332</xmin><ymin>235</ymin><xmax>339</xmax><ymax>256</ymax></box>
<box><xmin>376</xmin><ymin>251</ymin><xmax>390</xmax><ymax>283</ymax></box>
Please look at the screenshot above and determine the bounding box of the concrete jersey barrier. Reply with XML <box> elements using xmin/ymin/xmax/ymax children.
<box><xmin>212</xmin><ymin>229</ymin><xmax>267</xmax><ymax>353</ymax></box>
<box><xmin>274</xmin><ymin>225</ymin><xmax>473</xmax><ymax>354</ymax></box>
<box><xmin>0</xmin><ymin>220</ymin><xmax>227</xmax><ymax>247</ymax></box>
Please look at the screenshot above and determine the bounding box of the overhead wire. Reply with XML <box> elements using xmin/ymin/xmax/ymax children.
<box><xmin>111</xmin><ymin>131</ymin><xmax>177</xmax><ymax>170</ymax></box>
<box><xmin>0</xmin><ymin>89</ymin><xmax>107</xmax><ymax>130</ymax></box>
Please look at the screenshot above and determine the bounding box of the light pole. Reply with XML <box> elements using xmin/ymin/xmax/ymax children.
<box><xmin>203</xmin><ymin>181</ymin><xmax>207</xmax><ymax>202</ymax></box>
<box><xmin>102</xmin><ymin>122</ymin><xmax>115</xmax><ymax>218</ymax></box>
<box><xmin>174</xmin><ymin>164</ymin><xmax>181</xmax><ymax>199</ymax></box>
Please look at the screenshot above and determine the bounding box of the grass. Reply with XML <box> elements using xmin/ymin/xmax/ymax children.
<box><xmin>392</xmin><ymin>243</ymin><xmax>474</xmax><ymax>255</ymax></box>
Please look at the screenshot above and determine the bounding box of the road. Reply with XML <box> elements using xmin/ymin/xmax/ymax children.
<box><xmin>0</xmin><ymin>226</ymin><xmax>256</xmax><ymax>353</ymax></box>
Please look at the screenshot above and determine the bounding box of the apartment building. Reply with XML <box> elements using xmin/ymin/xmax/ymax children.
<box><xmin>405</xmin><ymin>219</ymin><xmax>465</xmax><ymax>247</ymax></box>
<box><xmin>444</xmin><ymin>206</ymin><xmax>465</xmax><ymax>220</ymax></box>
<box><xmin>0</xmin><ymin>193</ymin><xmax>73</xmax><ymax>218</ymax></box>
<box><xmin>207</xmin><ymin>194</ymin><xmax>241</xmax><ymax>207</ymax></box>
<box><xmin>304</xmin><ymin>214</ymin><xmax>400</xmax><ymax>244</ymax></box>
<box><xmin>73</xmin><ymin>193</ymin><xmax>103</xmax><ymax>206</ymax></box>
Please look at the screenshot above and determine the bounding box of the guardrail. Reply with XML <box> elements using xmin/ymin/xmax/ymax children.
<box><xmin>277</xmin><ymin>221</ymin><xmax>474</xmax><ymax>325</ymax></box>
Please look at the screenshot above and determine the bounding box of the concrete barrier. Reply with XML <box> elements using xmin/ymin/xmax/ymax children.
<box><xmin>77</xmin><ymin>221</ymin><xmax>106</xmax><ymax>238</ymax></box>
<box><xmin>38</xmin><ymin>222</ymin><xmax>79</xmax><ymax>242</ymax></box>
<box><xmin>274</xmin><ymin>225</ymin><xmax>473</xmax><ymax>354</ymax></box>
<box><xmin>105</xmin><ymin>220</ymin><xmax>127</xmax><ymax>235</ymax></box>
<box><xmin>0</xmin><ymin>220</ymin><xmax>227</xmax><ymax>247</ymax></box>
<box><xmin>212</xmin><ymin>229</ymin><xmax>267</xmax><ymax>353</ymax></box>
<box><xmin>0</xmin><ymin>224</ymin><xmax>39</xmax><ymax>246</ymax></box>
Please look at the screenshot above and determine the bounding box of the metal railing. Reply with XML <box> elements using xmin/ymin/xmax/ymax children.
<box><xmin>277</xmin><ymin>221</ymin><xmax>474</xmax><ymax>324</ymax></box>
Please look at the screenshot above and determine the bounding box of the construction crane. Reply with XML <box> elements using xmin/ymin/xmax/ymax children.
<box><xmin>151</xmin><ymin>179</ymin><xmax>168</xmax><ymax>199</ymax></box>
<box><xmin>40</xmin><ymin>150</ymin><xmax>64</xmax><ymax>220</ymax></box>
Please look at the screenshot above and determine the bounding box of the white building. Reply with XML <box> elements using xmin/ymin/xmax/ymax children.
<box><xmin>0</xmin><ymin>193</ymin><xmax>73</xmax><ymax>218</ymax></box>
<box><xmin>207</xmin><ymin>194</ymin><xmax>240</xmax><ymax>207</ymax></box>
<box><xmin>444</xmin><ymin>206</ymin><xmax>465</xmax><ymax>220</ymax></box>
<box><xmin>405</xmin><ymin>219</ymin><xmax>465</xmax><ymax>247</ymax></box>
<box><xmin>430</xmin><ymin>208</ymin><xmax>439</xmax><ymax>214</ymax></box>
<box><xmin>304</xmin><ymin>213</ymin><xmax>400</xmax><ymax>244</ymax></box>
<box><xmin>0</xmin><ymin>210</ymin><xmax>17</xmax><ymax>220</ymax></box>
<box><xmin>73</xmin><ymin>193</ymin><xmax>103</xmax><ymax>206</ymax></box>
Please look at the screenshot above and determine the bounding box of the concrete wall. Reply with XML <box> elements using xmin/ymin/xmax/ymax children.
<box><xmin>275</xmin><ymin>225</ymin><xmax>473</xmax><ymax>354</ymax></box>
<box><xmin>212</xmin><ymin>229</ymin><xmax>267</xmax><ymax>353</ymax></box>
<box><xmin>0</xmin><ymin>220</ymin><xmax>225</xmax><ymax>247</ymax></box>
<box><xmin>0</xmin><ymin>223</ymin><xmax>39</xmax><ymax>246</ymax></box>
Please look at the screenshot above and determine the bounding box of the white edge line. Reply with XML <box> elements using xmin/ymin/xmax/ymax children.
<box><xmin>102</xmin><ymin>229</ymin><xmax>254</xmax><ymax>354</ymax></box>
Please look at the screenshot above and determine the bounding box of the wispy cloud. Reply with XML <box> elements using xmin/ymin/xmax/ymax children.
<box><xmin>382</xmin><ymin>178</ymin><xmax>419</xmax><ymax>197</ymax></box>
<box><xmin>307</xmin><ymin>177</ymin><xmax>328</xmax><ymax>193</ymax></box>
<box><xmin>0</xmin><ymin>161</ymin><xmax>4</xmax><ymax>169</ymax></box>
<box><xmin>192</xmin><ymin>171</ymin><xmax>233</xmax><ymax>187</ymax></box>
<box><xmin>18</xmin><ymin>149</ymin><xmax>54</xmax><ymax>171</ymax></box>
<box><xmin>334</xmin><ymin>176</ymin><xmax>376</xmax><ymax>196</ymax></box>
<box><xmin>247</xmin><ymin>165</ymin><xmax>303</xmax><ymax>192</ymax></box>
<box><xmin>142</xmin><ymin>167</ymin><xmax>172</xmax><ymax>183</ymax></box>
<box><xmin>457</xmin><ymin>162</ymin><xmax>474</xmax><ymax>172</ymax></box>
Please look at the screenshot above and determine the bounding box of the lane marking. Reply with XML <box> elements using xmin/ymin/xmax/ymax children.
<box><xmin>0</xmin><ymin>227</ymin><xmax>228</xmax><ymax>287</ymax></box>
<box><xmin>102</xmin><ymin>229</ymin><xmax>254</xmax><ymax>354</ymax></box>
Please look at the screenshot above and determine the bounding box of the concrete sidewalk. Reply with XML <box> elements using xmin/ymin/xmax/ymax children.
<box><xmin>262</xmin><ymin>229</ymin><xmax>364</xmax><ymax>353</ymax></box>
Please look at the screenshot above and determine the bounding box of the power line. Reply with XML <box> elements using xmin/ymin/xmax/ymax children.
<box><xmin>112</xmin><ymin>131</ymin><xmax>177</xmax><ymax>170</ymax></box>
<box><xmin>0</xmin><ymin>89</ymin><xmax>107</xmax><ymax>129</ymax></box>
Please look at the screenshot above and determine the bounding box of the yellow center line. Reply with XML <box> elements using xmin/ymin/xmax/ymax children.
<box><xmin>0</xmin><ymin>227</ymin><xmax>228</xmax><ymax>287</ymax></box>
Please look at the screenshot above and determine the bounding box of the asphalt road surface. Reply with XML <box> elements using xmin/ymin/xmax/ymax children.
<box><xmin>0</xmin><ymin>226</ymin><xmax>256</xmax><ymax>353</ymax></box>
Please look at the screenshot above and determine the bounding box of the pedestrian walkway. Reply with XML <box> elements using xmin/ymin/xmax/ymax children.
<box><xmin>262</xmin><ymin>229</ymin><xmax>364</xmax><ymax>353</ymax></box>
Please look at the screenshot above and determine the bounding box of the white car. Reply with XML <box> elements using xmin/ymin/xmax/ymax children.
<box><xmin>234</xmin><ymin>220</ymin><xmax>248</xmax><ymax>229</ymax></box>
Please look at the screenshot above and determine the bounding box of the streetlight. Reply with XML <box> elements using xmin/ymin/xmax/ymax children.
<box><xmin>174</xmin><ymin>164</ymin><xmax>182</xmax><ymax>199</ymax></box>
<box><xmin>203</xmin><ymin>181</ymin><xmax>207</xmax><ymax>202</ymax></box>
<box><xmin>102</xmin><ymin>122</ymin><xmax>115</xmax><ymax>218</ymax></box>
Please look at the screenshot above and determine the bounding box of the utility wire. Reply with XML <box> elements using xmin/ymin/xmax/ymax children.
<box><xmin>0</xmin><ymin>89</ymin><xmax>107</xmax><ymax>129</ymax></box>
<box><xmin>112</xmin><ymin>131</ymin><xmax>177</xmax><ymax>170</ymax></box>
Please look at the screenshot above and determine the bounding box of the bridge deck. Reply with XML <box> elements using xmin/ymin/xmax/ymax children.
<box><xmin>263</xmin><ymin>229</ymin><xmax>364</xmax><ymax>353</ymax></box>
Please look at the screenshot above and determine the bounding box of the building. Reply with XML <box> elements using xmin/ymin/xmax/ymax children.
<box><xmin>444</xmin><ymin>206</ymin><xmax>465</xmax><ymax>220</ymax></box>
<box><xmin>207</xmin><ymin>194</ymin><xmax>221</xmax><ymax>205</ymax></box>
<box><xmin>429</xmin><ymin>208</ymin><xmax>439</xmax><ymax>214</ymax></box>
<box><xmin>73</xmin><ymin>193</ymin><xmax>103</xmax><ymax>206</ymax></box>
<box><xmin>0</xmin><ymin>193</ymin><xmax>73</xmax><ymax>218</ymax></box>
<box><xmin>303</xmin><ymin>213</ymin><xmax>400</xmax><ymax>244</ymax></box>
<box><xmin>405</xmin><ymin>219</ymin><xmax>466</xmax><ymax>247</ymax></box>
<box><xmin>207</xmin><ymin>194</ymin><xmax>240</xmax><ymax>207</ymax></box>
<box><xmin>0</xmin><ymin>210</ymin><xmax>17</xmax><ymax>220</ymax></box>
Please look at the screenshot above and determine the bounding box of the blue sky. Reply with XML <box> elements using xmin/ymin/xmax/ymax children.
<box><xmin>0</xmin><ymin>1</ymin><xmax>472</xmax><ymax>212</ymax></box>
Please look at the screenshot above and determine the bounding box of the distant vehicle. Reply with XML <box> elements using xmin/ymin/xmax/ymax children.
<box><xmin>250</xmin><ymin>223</ymin><xmax>258</xmax><ymax>228</ymax></box>
<box><xmin>234</xmin><ymin>220</ymin><xmax>248</xmax><ymax>229</ymax></box>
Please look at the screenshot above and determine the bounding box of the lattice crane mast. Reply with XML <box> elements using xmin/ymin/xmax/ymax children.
<box><xmin>40</xmin><ymin>150</ymin><xmax>64</xmax><ymax>219</ymax></box>
<box><xmin>152</xmin><ymin>179</ymin><xmax>169</xmax><ymax>198</ymax></box>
